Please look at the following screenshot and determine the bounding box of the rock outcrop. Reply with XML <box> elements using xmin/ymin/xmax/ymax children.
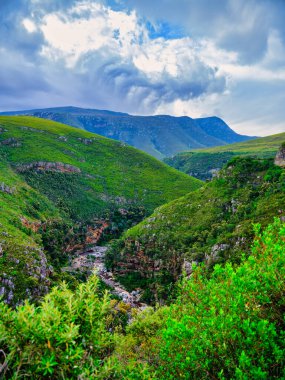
<box><xmin>0</xmin><ymin>183</ymin><xmax>15</xmax><ymax>194</ymax></box>
<box><xmin>274</xmin><ymin>143</ymin><xmax>285</xmax><ymax>167</ymax></box>
<box><xmin>0</xmin><ymin>138</ymin><xmax>21</xmax><ymax>147</ymax></box>
<box><xmin>0</xmin><ymin>244</ymin><xmax>52</xmax><ymax>305</ymax></box>
<box><xmin>16</xmin><ymin>161</ymin><xmax>81</xmax><ymax>173</ymax></box>
<box><xmin>20</xmin><ymin>217</ymin><xmax>42</xmax><ymax>233</ymax></box>
<box><xmin>77</xmin><ymin>138</ymin><xmax>94</xmax><ymax>145</ymax></box>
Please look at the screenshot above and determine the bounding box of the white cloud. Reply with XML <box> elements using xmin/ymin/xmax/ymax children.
<box><xmin>22</xmin><ymin>18</ymin><xmax>37</xmax><ymax>33</ymax></box>
<box><xmin>40</xmin><ymin>2</ymin><xmax>145</xmax><ymax>67</ymax></box>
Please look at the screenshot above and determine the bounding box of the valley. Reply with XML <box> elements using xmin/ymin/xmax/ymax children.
<box><xmin>0</xmin><ymin>115</ymin><xmax>200</xmax><ymax>305</ymax></box>
<box><xmin>0</xmin><ymin>115</ymin><xmax>284</xmax><ymax>379</ymax></box>
<box><xmin>65</xmin><ymin>245</ymin><xmax>146</xmax><ymax>308</ymax></box>
<box><xmin>2</xmin><ymin>2</ymin><xmax>285</xmax><ymax>378</ymax></box>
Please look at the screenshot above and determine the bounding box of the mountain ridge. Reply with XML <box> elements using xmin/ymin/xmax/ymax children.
<box><xmin>0</xmin><ymin>106</ymin><xmax>255</xmax><ymax>159</ymax></box>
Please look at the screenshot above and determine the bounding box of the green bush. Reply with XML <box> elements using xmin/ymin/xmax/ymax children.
<box><xmin>153</xmin><ymin>218</ymin><xmax>285</xmax><ymax>379</ymax></box>
<box><xmin>108</xmin><ymin>219</ymin><xmax>285</xmax><ymax>379</ymax></box>
<box><xmin>1</xmin><ymin>219</ymin><xmax>285</xmax><ymax>379</ymax></box>
<box><xmin>0</xmin><ymin>275</ymin><xmax>118</xmax><ymax>379</ymax></box>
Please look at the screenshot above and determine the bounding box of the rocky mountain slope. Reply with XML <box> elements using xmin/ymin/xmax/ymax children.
<box><xmin>1</xmin><ymin>107</ymin><xmax>254</xmax><ymax>159</ymax></box>
<box><xmin>165</xmin><ymin>131</ymin><xmax>285</xmax><ymax>180</ymax></box>
<box><xmin>107</xmin><ymin>152</ymin><xmax>285</xmax><ymax>302</ymax></box>
<box><xmin>0</xmin><ymin>116</ymin><xmax>201</xmax><ymax>305</ymax></box>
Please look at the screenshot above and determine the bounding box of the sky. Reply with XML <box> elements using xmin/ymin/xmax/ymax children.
<box><xmin>0</xmin><ymin>0</ymin><xmax>285</xmax><ymax>136</ymax></box>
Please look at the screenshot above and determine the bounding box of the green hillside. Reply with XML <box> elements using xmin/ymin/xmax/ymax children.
<box><xmin>2</xmin><ymin>107</ymin><xmax>253</xmax><ymax>159</ymax></box>
<box><xmin>106</xmin><ymin>155</ymin><xmax>285</xmax><ymax>301</ymax></box>
<box><xmin>165</xmin><ymin>131</ymin><xmax>285</xmax><ymax>180</ymax></box>
<box><xmin>1</xmin><ymin>118</ymin><xmax>284</xmax><ymax>378</ymax></box>
<box><xmin>0</xmin><ymin>116</ymin><xmax>201</xmax><ymax>304</ymax></box>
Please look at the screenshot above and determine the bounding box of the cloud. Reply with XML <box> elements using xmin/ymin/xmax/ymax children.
<box><xmin>0</xmin><ymin>1</ymin><xmax>227</xmax><ymax>114</ymax></box>
<box><xmin>0</xmin><ymin>0</ymin><xmax>284</xmax><ymax>136</ymax></box>
<box><xmin>123</xmin><ymin>0</ymin><xmax>285</xmax><ymax>64</ymax></box>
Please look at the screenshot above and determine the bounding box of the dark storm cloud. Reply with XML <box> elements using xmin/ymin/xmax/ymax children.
<box><xmin>75</xmin><ymin>47</ymin><xmax>226</xmax><ymax>114</ymax></box>
<box><xmin>98</xmin><ymin>59</ymin><xmax>224</xmax><ymax>102</ymax></box>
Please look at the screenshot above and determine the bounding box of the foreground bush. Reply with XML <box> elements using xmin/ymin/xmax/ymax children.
<box><xmin>111</xmin><ymin>218</ymin><xmax>285</xmax><ymax>379</ymax></box>
<box><xmin>1</xmin><ymin>219</ymin><xmax>285</xmax><ymax>379</ymax></box>
<box><xmin>0</xmin><ymin>276</ymin><xmax>118</xmax><ymax>379</ymax></box>
<box><xmin>155</xmin><ymin>218</ymin><xmax>285</xmax><ymax>379</ymax></box>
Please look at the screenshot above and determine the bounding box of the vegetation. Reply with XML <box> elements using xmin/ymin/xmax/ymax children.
<box><xmin>1</xmin><ymin>219</ymin><xmax>284</xmax><ymax>379</ymax></box>
<box><xmin>2</xmin><ymin>107</ymin><xmax>252</xmax><ymax>159</ymax></box>
<box><xmin>1</xmin><ymin>115</ymin><xmax>285</xmax><ymax>379</ymax></box>
<box><xmin>0</xmin><ymin>116</ymin><xmax>201</xmax><ymax>304</ymax></box>
<box><xmin>107</xmin><ymin>156</ymin><xmax>285</xmax><ymax>302</ymax></box>
<box><xmin>165</xmin><ymin>131</ymin><xmax>285</xmax><ymax>180</ymax></box>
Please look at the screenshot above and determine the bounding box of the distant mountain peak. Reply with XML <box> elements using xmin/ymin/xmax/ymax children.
<box><xmin>0</xmin><ymin>106</ymin><xmax>255</xmax><ymax>159</ymax></box>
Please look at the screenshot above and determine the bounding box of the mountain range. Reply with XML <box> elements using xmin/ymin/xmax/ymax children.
<box><xmin>0</xmin><ymin>106</ymin><xmax>255</xmax><ymax>159</ymax></box>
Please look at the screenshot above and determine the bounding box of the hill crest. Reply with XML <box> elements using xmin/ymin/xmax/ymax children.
<box><xmin>0</xmin><ymin>107</ymin><xmax>255</xmax><ymax>159</ymax></box>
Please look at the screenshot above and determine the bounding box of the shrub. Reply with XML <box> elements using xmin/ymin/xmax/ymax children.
<box><xmin>155</xmin><ymin>218</ymin><xmax>285</xmax><ymax>379</ymax></box>
<box><xmin>108</xmin><ymin>219</ymin><xmax>285</xmax><ymax>379</ymax></box>
<box><xmin>0</xmin><ymin>275</ymin><xmax>117</xmax><ymax>379</ymax></box>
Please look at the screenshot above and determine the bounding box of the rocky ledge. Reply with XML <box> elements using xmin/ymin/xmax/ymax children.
<box><xmin>16</xmin><ymin>161</ymin><xmax>81</xmax><ymax>173</ymax></box>
<box><xmin>274</xmin><ymin>143</ymin><xmax>285</xmax><ymax>167</ymax></box>
<box><xmin>0</xmin><ymin>182</ymin><xmax>15</xmax><ymax>195</ymax></box>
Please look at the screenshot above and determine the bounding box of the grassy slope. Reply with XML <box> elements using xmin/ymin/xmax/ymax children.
<box><xmin>107</xmin><ymin>156</ymin><xmax>285</xmax><ymax>301</ymax></box>
<box><xmin>0</xmin><ymin>116</ymin><xmax>201</xmax><ymax>224</ymax></box>
<box><xmin>0</xmin><ymin>116</ymin><xmax>201</xmax><ymax>304</ymax></box>
<box><xmin>0</xmin><ymin>160</ymin><xmax>59</xmax><ymax>244</ymax></box>
<box><xmin>165</xmin><ymin>132</ymin><xmax>285</xmax><ymax>180</ymax></box>
<box><xmin>194</xmin><ymin>131</ymin><xmax>285</xmax><ymax>154</ymax></box>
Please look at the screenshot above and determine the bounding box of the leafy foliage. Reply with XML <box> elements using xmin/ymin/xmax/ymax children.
<box><xmin>1</xmin><ymin>219</ymin><xmax>285</xmax><ymax>379</ymax></box>
<box><xmin>106</xmin><ymin>218</ymin><xmax>285</xmax><ymax>379</ymax></box>
<box><xmin>0</xmin><ymin>276</ymin><xmax>119</xmax><ymax>379</ymax></box>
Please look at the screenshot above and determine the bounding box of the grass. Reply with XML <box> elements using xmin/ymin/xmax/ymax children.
<box><xmin>0</xmin><ymin>116</ymin><xmax>201</xmax><ymax>304</ymax></box>
<box><xmin>165</xmin><ymin>132</ymin><xmax>285</xmax><ymax>180</ymax></box>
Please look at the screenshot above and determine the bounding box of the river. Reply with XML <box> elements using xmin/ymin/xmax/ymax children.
<box><xmin>70</xmin><ymin>246</ymin><xmax>148</xmax><ymax>310</ymax></box>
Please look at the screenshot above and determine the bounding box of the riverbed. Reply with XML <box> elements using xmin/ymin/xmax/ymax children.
<box><xmin>68</xmin><ymin>246</ymin><xmax>147</xmax><ymax>309</ymax></box>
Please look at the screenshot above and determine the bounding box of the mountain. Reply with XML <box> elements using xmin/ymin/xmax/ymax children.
<box><xmin>0</xmin><ymin>107</ymin><xmax>255</xmax><ymax>159</ymax></box>
<box><xmin>165</xmin><ymin>131</ymin><xmax>285</xmax><ymax>180</ymax></box>
<box><xmin>0</xmin><ymin>115</ymin><xmax>201</xmax><ymax>305</ymax></box>
<box><xmin>106</xmin><ymin>154</ymin><xmax>285</xmax><ymax>302</ymax></box>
